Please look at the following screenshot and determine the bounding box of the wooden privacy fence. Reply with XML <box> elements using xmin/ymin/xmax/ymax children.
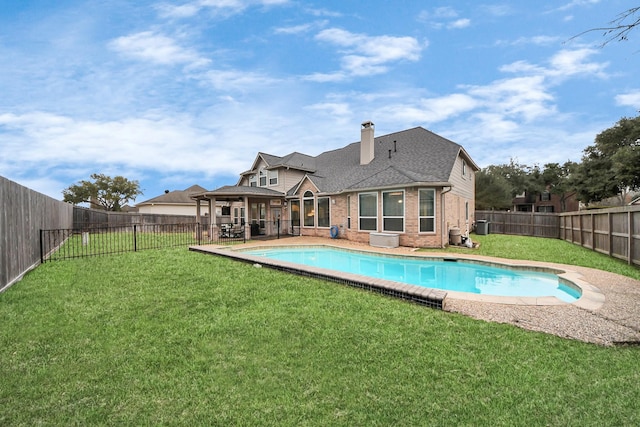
<box><xmin>475</xmin><ymin>207</ymin><xmax>640</xmax><ymax>266</ymax></box>
<box><xmin>1</xmin><ymin>176</ymin><xmax>74</xmax><ymax>292</ymax></box>
<box><xmin>475</xmin><ymin>211</ymin><xmax>560</xmax><ymax>238</ymax></box>
<box><xmin>560</xmin><ymin>207</ymin><xmax>640</xmax><ymax>267</ymax></box>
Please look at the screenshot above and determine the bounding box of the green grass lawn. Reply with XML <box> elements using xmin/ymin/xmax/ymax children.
<box><xmin>1</xmin><ymin>238</ymin><xmax>639</xmax><ymax>425</ymax></box>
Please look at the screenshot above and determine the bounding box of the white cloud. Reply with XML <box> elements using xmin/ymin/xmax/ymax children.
<box><xmin>0</xmin><ymin>111</ymin><xmax>243</xmax><ymax>177</ymax></box>
<box><xmin>479</xmin><ymin>5</ymin><xmax>512</xmax><ymax>17</ymax></box>
<box><xmin>433</xmin><ymin>7</ymin><xmax>458</xmax><ymax>19</ymax></box>
<box><xmin>305</xmin><ymin>7</ymin><xmax>342</xmax><ymax>18</ymax></box>
<box><xmin>200</xmin><ymin>69</ymin><xmax>280</xmax><ymax>91</ymax></box>
<box><xmin>448</xmin><ymin>19</ymin><xmax>471</xmax><ymax>29</ymax></box>
<box><xmin>547</xmin><ymin>48</ymin><xmax>609</xmax><ymax>78</ymax></box>
<box><xmin>274</xmin><ymin>20</ymin><xmax>327</xmax><ymax>35</ymax></box>
<box><xmin>108</xmin><ymin>31</ymin><xmax>210</xmax><ymax>68</ymax></box>
<box><xmin>157</xmin><ymin>0</ymin><xmax>289</xmax><ymax>19</ymax></box>
<box><xmin>382</xmin><ymin>93</ymin><xmax>478</xmax><ymax>124</ymax></box>
<box><xmin>615</xmin><ymin>91</ymin><xmax>640</xmax><ymax>108</ymax></box>
<box><xmin>464</xmin><ymin>75</ymin><xmax>555</xmax><ymax>122</ymax></box>
<box><xmin>554</xmin><ymin>0</ymin><xmax>600</xmax><ymax>12</ymax></box>
<box><xmin>500</xmin><ymin>48</ymin><xmax>609</xmax><ymax>80</ymax></box>
<box><xmin>313</xmin><ymin>28</ymin><xmax>423</xmax><ymax>79</ymax></box>
<box><xmin>496</xmin><ymin>35</ymin><xmax>563</xmax><ymax>47</ymax></box>
<box><xmin>306</xmin><ymin>102</ymin><xmax>352</xmax><ymax>117</ymax></box>
<box><xmin>418</xmin><ymin>7</ymin><xmax>470</xmax><ymax>30</ymax></box>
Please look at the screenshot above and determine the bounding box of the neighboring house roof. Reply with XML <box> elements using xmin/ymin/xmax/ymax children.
<box><xmin>137</xmin><ymin>185</ymin><xmax>208</xmax><ymax>206</ymax></box>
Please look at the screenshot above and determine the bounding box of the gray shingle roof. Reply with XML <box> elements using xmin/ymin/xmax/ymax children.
<box><xmin>222</xmin><ymin>126</ymin><xmax>477</xmax><ymax>198</ymax></box>
<box><xmin>206</xmin><ymin>185</ymin><xmax>285</xmax><ymax>197</ymax></box>
<box><xmin>308</xmin><ymin>127</ymin><xmax>470</xmax><ymax>193</ymax></box>
<box><xmin>240</xmin><ymin>152</ymin><xmax>317</xmax><ymax>176</ymax></box>
<box><xmin>137</xmin><ymin>184</ymin><xmax>207</xmax><ymax>205</ymax></box>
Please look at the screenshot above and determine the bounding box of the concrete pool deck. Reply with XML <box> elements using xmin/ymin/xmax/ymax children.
<box><xmin>190</xmin><ymin>236</ymin><xmax>640</xmax><ymax>346</ymax></box>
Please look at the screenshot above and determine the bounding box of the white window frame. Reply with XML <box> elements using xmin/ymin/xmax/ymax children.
<box><xmin>462</xmin><ymin>159</ymin><xmax>467</xmax><ymax>177</ymax></box>
<box><xmin>259</xmin><ymin>168</ymin><xmax>267</xmax><ymax>187</ymax></box>
<box><xmin>268</xmin><ymin>169</ymin><xmax>278</xmax><ymax>186</ymax></box>
<box><xmin>347</xmin><ymin>195</ymin><xmax>351</xmax><ymax>229</ymax></box>
<box><xmin>382</xmin><ymin>190</ymin><xmax>404</xmax><ymax>233</ymax></box>
<box><xmin>358</xmin><ymin>192</ymin><xmax>378</xmax><ymax>232</ymax></box>
<box><xmin>418</xmin><ymin>189</ymin><xmax>436</xmax><ymax>234</ymax></box>
<box><xmin>290</xmin><ymin>200</ymin><xmax>300</xmax><ymax>227</ymax></box>
<box><xmin>303</xmin><ymin>191</ymin><xmax>315</xmax><ymax>227</ymax></box>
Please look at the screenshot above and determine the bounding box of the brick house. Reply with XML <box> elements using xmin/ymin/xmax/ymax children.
<box><xmin>192</xmin><ymin>121</ymin><xmax>479</xmax><ymax>248</ymax></box>
<box><xmin>512</xmin><ymin>190</ymin><xmax>579</xmax><ymax>213</ymax></box>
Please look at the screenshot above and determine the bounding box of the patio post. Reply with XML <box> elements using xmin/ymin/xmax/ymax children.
<box><xmin>210</xmin><ymin>197</ymin><xmax>217</xmax><ymax>240</ymax></box>
<box><xmin>195</xmin><ymin>198</ymin><xmax>202</xmax><ymax>242</ymax></box>
<box><xmin>243</xmin><ymin>196</ymin><xmax>250</xmax><ymax>240</ymax></box>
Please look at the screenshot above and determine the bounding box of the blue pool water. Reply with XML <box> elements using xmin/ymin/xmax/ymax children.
<box><xmin>242</xmin><ymin>247</ymin><xmax>581</xmax><ymax>302</ymax></box>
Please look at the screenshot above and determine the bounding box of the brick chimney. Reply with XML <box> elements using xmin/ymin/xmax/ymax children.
<box><xmin>360</xmin><ymin>120</ymin><xmax>375</xmax><ymax>165</ymax></box>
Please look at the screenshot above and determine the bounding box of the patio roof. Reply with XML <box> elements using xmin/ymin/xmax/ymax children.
<box><xmin>191</xmin><ymin>185</ymin><xmax>285</xmax><ymax>201</ymax></box>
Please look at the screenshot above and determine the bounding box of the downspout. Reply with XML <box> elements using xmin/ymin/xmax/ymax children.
<box><xmin>441</xmin><ymin>186</ymin><xmax>452</xmax><ymax>248</ymax></box>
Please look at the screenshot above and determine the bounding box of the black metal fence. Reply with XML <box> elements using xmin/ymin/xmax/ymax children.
<box><xmin>40</xmin><ymin>223</ymin><xmax>246</xmax><ymax>262</ymax></box>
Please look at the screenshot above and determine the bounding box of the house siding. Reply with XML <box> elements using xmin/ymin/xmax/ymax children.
<box><xmin>240</xmin><ymin>162</ymin><xmax>307</xmax><ymax>196</ymax></box>
<box><xmin>137</xmin><ymin>203</ymin><xmax>210</xmax><ymax>216</ymax></box>
<box><xmin>446</xmin><ymin>154</ymin><xmax>475</xmax><ymax>233</ymax></box>
<box><xmin>281</xmin><ymin>169</ymin><xmax>306</xmax><ymax>194</ymax></box>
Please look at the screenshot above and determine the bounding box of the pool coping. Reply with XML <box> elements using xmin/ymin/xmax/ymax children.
<box><xmin>189</xmin><ymin>240</ymin><xmax>605</xmax><ymax>310</ymax></box>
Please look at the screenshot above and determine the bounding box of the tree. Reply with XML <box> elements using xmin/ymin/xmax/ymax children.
<box><xmin>573</xmin><ymin>7</ymin><xmax>640</xmax><ymax>46</ymax></box>
<box><xmin>598</xmin><ymin>116</ymin><xmax>640</xmax><ymax>191</ymax></box>
<box><xmin>63</xmin><ymin>174</ymin><xmax>143</xmax><ymax>211</ymax></box>
<box><xmin>475</xmin><ymin>160</ymin><xmax>546</xmax><ymax>210</ymax></box>
<box><xmin>541</xmin><ymin>161</ymin><xmax>578</xmax><ymax>212</ymax></box>
<box><xmin>570</xmin><ymin>116</ymin><xmax>640</xmax><ymax>205</ymax></box>
<box><xmin>475</xmin><ymin>168</ymin><xmax>512</xmax><ymax>210</ymax></box>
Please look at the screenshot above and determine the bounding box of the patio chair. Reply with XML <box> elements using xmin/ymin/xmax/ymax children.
<box><xmin>230</xmin><ymin>224</ymin><xmax>244</xmax><ymax>238</ymax></box>
<box><xmin>219</xmin><ymin>223</ymin><xmax>232</xmax><ymax>238</ymax></box>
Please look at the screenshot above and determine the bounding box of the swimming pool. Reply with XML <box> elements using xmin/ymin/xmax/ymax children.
<box><xmin>241</xmin><ymin>246</ymin><xmax>581</xmax><ymax>302</ymax></box>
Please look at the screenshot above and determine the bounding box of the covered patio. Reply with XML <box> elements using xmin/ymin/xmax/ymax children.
<box><xmin>191</xmin><ymin>185</ymin><xmax>296</xmax><ymax>241</ymax></box>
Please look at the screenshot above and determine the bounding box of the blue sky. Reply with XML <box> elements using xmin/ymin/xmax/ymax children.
<box><xmin>1</xmin><ymin>0</ymin><xmax>639</xmax><ymax>203</ymax></box>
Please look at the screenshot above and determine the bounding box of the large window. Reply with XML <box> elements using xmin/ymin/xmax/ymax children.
<box><xmin>268</xmin><ymin>170</ymin><xmax>278</xmax><ymax>186</ymax></box>
<box><xmin>251</xmin><ymin>203</ymin><xmax>266</xmax><ymax>230</ymax></box>
<box><xmin>359</xmin><ymin>192</ymin><xmax>377</xmax><ymax>231</ymax></box>
<box><xmin>317</xmin><ymin>197</ymin><xmax>330</xmax><ymax>228</ymax></box>
<box><xmin>383</xmin><ymin>191</ymin><xmax>404</xmax><ymax>232</ymax></box>
<box><xmin>303</xmin><ymin>191</ymin><xmax>314</xmax><ymax>227</ymax></box>
<box><xmin>259</xmin><ymin>168</ymin><xmax>267</xmax><ymax>186</ymax></box>
<box><xmin>419</xmin><ymin>189</ymin><xmax>435</xmax><ymax>233</ymax></box>
<box><xmin>290</xmin><ymin>200</ymin><xmax>300</xmax><ymax>226</ymax></box>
